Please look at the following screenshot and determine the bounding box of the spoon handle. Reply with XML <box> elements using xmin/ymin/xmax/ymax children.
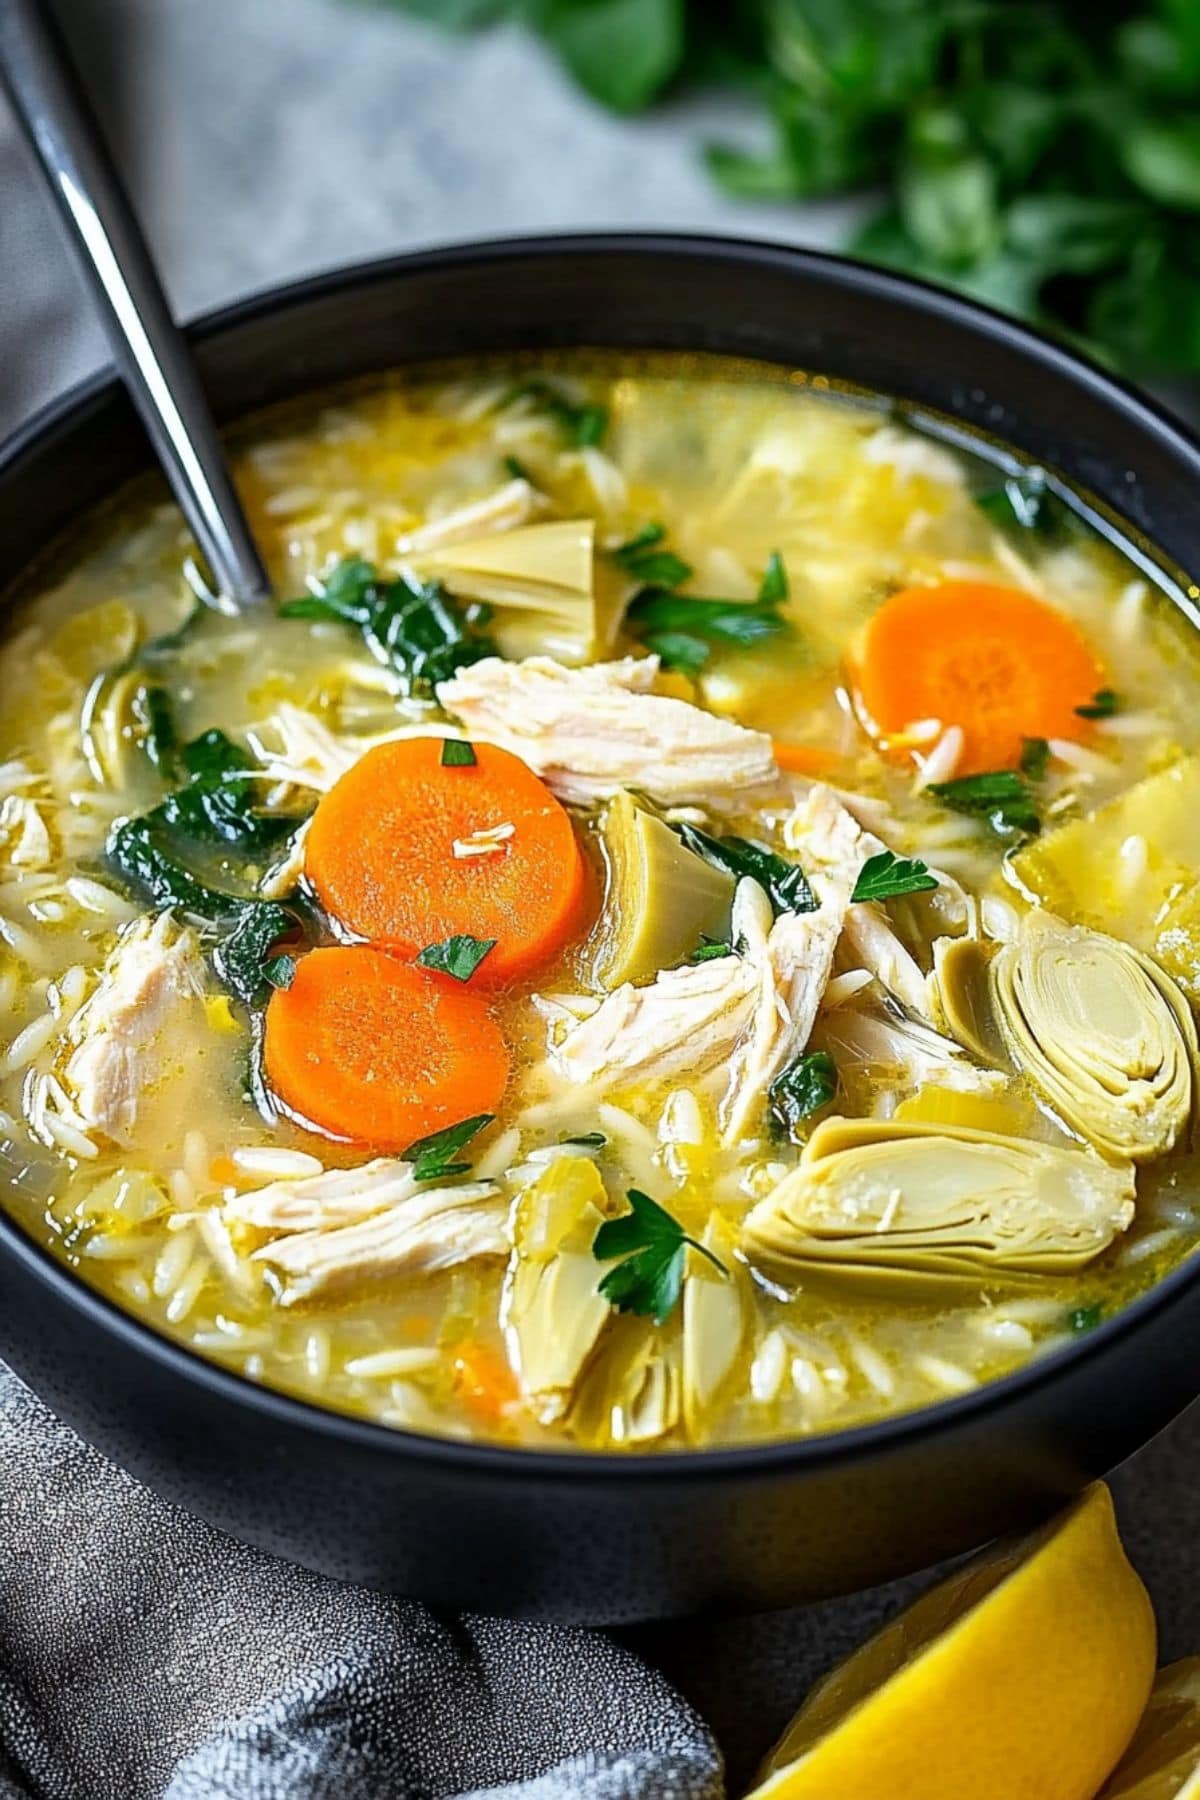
<box><xmin>0</xmin><ymin>0</ymin><xmax>271</xmax><ymax>606</ymax></box>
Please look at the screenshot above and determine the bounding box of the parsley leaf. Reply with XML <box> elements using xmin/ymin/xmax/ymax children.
<box><xmin>674</xmin><ymin>822</ymin><xmax>817</xmax><ymax>917</ymax></box>
<box><xmin>758</xmin><ymin>550</ymin><xmax>788</xmax><ymax>603</ymax></box>
<box><xmin>403</xmin><ymin>1113</ymin><xmax>494</xmax><ymax>1183</ymax></box>
<box><xmin>769</xmin><ymin>1050</ymin><xmax>838</xmax><ymax>1136</ymax></box>
<box><xmin>1076</xmin><ymin>687</ymin><xmax>1119</xmax><ymax>718</ymax></box>
<box><xmin>416</xmin><ymin>934</ymin><xmax>496</xmax><ymax>981</ymax></box>
<box><xmin>1019</xmin><ymin>736</ymin><xmax>1051</xmax><ymax>780</ymax></box>
<box><xmin>441</xmin><ymin>738</ymin><xmax>477</xmax><ymax>767</ymax></box>
<box><xmin>281</xmin><ymin>559</ymin><xmax>495</xmax><ymax>698</ymax></box>
<box><xmin>498</xmin><ymin>378</ymin><xmax>608</xmax><ymax>447</ymax></box>
<box><xmin>928</xmin><ymin>769</ymin><xmax>1041</xmax><ymax>837</ymax></box>
<box><xmin>850</xmin><ymin>850</ymin><xmax>938</xmax><ymax>904</ymax></box>
<box><xmin>613</xmin><ymin>523</ymin><xmax>693</xmax><ymax>590</ymax></box>
<box><xmin>593</xmin><ymin>1189</ymin><xmax>726</xmax><ymax>1326</ymax></box>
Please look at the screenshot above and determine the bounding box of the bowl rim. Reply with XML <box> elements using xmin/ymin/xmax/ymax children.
<box><xmin>4</xmin><ymin>227</ymin><xmax>1200</xmax><ymax>1486</ymax></box>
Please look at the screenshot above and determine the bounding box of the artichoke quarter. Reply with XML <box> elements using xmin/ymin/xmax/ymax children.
<box><xmin>988</xmin><ymin>913</ymin><xmax>1195</xmax><ymax>1163</ymax></box>
<box><xmin>742</xmin><ymin>1116</ymin><xmax>1135</xmax><ymax>1283</ymax></box>
<box><xmin>503</xmin><ymin>1157</ymin><xmax>612</xmax><ymax>1425</ymax></box>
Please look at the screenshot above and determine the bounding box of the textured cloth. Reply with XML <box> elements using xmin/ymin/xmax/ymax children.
<box><xmin>0</xmin><ymin>1365</ymin><xmax>721</xmax><ymax>1800</ymax></box>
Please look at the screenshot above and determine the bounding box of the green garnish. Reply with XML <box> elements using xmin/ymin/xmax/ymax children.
<box><xmin>155</xmin><ymin>726</ymin><xmax>301</xmax><ymax>855</ymax></box>
<box><xmin>928</xmin><ymin>769</ymin><xmax>1041</xmax><ymax>838</ymax></box>
<box><xmin>415</xmin><ymin>934</ymin><xmax>496</xmax><ymax>982</ymax></box>
<box><xmin>1068</xmin><ymin>1302</ymin><xmax>1104</xmax><ymax>1334</ymax></box>
<box><xmin>1076</xmin><ymin>687</ymin><xmax>1119</xmax><ymax>719</ymax></box>
<box><xmin>850</xmin><ymin>850</ymin><xmax>938</xmax><ymax>904</ymax></box>
<box><xmin>503</xmin><ymin>453</ymin><xmax>533</xmax><ymax>482</ymax></box>
<box><xmin>674</xmin><ymin>822</ymin><xmax>817</xmax><ymax>917</ymax></box>
<box><xmin>690</xmin><ymin>934</ymin><xmax>735</xmax><ymax>963</ymax></box>
<box><xmin>976</xmin><ymin>471</ymin><xmax>1061</xmax><ymax>537</ymax></box>
<box><xmin>131</xmin><ymin>684</ymin><xmax>179</xmax><ymax>778</ymax></box>
<box><xmin>768</xmin><ymin>1050</ymin><xmax>838</xmax><ymax>1137</ymax></box>
<box><xmin>403</xmin><ymin>1113</ymin><xmax>495</xmax><ymax>1183</ymax></box>
<box><xmin>280</xmin><ymin>558</ymin><xmax>495</xmax><ymax>698</ymax></box>
<box><xmin>562</xmin><ymin>1131</ymin><xmax>606</xmax><ymax>1148</ymax></box>
<box><xmin>1019</xmin><ymin>736</ymin><xmax>1051</xmax><ymax>780</ymax></box>
<box><xmin>497</xmin><ymin>378</ymin><xmax>608</xmax><ymax>447</ymax></box>
<box><xmin>593</xmin><ymin>1188</ymin><xmax>727</xmax><ymax>1326</ymax></box>
<box><xmin>757</xmin><ymin>550</ymin><xmax>788</xmax><ymax>603</ymax></box>
<box><xmin>264</xmin><ymin>954</ymin><xmax>298</xmax><ymax>991</ymax></box>
<box><xmin>613</xmin><ymin>522</ymin><xmax>693</xmax><ymax>591</ymax></box>
<box><xmin>441</xmin><ymin>738</ymin><xmax>478</xmax><ymax>767</ymax></box>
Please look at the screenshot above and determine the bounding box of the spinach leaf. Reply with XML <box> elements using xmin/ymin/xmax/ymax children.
<box><xmin>593</xmin><ymin>1188</ymin><xmax>725</xmax><ymax>1326</ymax></box>
<box><xmin>281</xmin><ymin>559</ymin><xmax>496</xmax><ymax>697</ymax></box>
<box><xmin>613</xmin><ymin>523</ymin><xmax>693</xmax><ymax>590</ymax></box>
<box><xmin>928</xmin><ymin>769</ymin><xmax>1041</xmax><ymax>837</ymax></box>
<box><xmin>768</xmin><ymin>1051</ymin><xmax>838</xmax><ymax>1136</ymax></box>
<box><xmin>674</xmin><ymin>822</ymin><xmax>817</xmax><ymax>917</ymax></box>
<box><xmin>624</xmin><ymin>547</ymin><xmax>791</xmax><ymax>672</ymax></box>
<box><xmin>158</xmin><ymin>726</ymin><xmax>299</xmax><ymax>854</ymax></box>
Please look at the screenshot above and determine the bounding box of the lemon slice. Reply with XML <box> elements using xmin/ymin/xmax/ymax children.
<box><xmin>749</xmin><ymin>1484</ymin><xmax>1154</xmax><ymax>1800</ymax></box>
<box><xmin>1101</xmin><ymin>1659</ymin><xmax>1200</xmax><ymax>1799</ymax></box>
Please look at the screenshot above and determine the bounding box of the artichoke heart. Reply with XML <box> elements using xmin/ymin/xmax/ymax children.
<box><xmin>681</xmin><ymin>1215</ymin><xmax>749</xmax><ymax>1440</ymax></box>
<box><xmin>503</xmin><ymin>1158</ymin><xmax>611</xmax><ymax>1425</ymax></box>
<box><xmin>742</xmin><ymin>1116</ymin><xmax>1135</xmax><ymax>1282</ymax></box>
<box><xmin>990</xmin><ymin>912</ymin><xmax>1196</xmax><ymax>1163</ymax></box>
<box><xmin>569</xmin><ymin>1313</ymin><xmax>681</xmax><ymax>1448</ymax></box>
<box><xmin>592</xmin><ymin>790</ymin><xmax>735</xmax><ymax>989</ymax></box>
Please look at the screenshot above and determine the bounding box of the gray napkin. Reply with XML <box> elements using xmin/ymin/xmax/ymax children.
<box><xmin>0</xmin><ymin>1365</ymin><xmax>722</xmax><ymax>1800</ymax></box>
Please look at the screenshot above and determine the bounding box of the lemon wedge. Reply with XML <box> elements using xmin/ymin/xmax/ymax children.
<box><xmin>1100</xmin><ymin>1658</ymin><xmax>1200</xmax><ymax>1799</ymax></box>
<box><xmin>748</xmin><ymin>1484</ymin><xmax>1154</xmax><ymax>1800</ymax></box>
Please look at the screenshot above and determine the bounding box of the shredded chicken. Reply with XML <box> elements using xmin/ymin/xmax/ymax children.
<box><xmin>394</xmin><ymin>478</ymin><xmax>538</xmax><ymax>555</ymax></box>
<box><xmin>0</xmin><ymin>793</ymin><xmax>52</xmax><ymax>869</ymax></box>
<box><xmin>252</xmin><ymin>1180</ymin><xmax>506</xmax><ymax>1304</ymax></box>
<box><xmin>225</xmin><ymin>1156</ymin><xmax>421</xmax><ymax>1233</ymax></box>
<box><xmin>437</xmin><ymin>655</ymin><xmax>777</xmax><ymax>807</ymax></box>
<box><xmin>248</xmin><ymin>704</ymin><xmax>452</xmax><ymax>797</ymax></box>
<box><xmin>61</xmin><ymin>914</ymin><xmax>208</xmax><ymax>1145</ymax></box>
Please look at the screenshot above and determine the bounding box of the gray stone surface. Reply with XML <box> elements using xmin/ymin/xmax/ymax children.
<box><xmin>2</xmin><ymin>2</ymin><xmax>1198</xmax><ymax>1790</ymax></box>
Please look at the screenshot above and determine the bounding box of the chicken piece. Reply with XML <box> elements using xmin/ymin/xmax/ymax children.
<box><xmin>394</xmin><ymin>477</ymin><xmax>537</xmax><ymax>555</ymax></box>
<box><xmin>720</xmin><ymin>857</ymin><xmax>852</xmax><ymax>1143</ymax></box>
<box><xmin>544</xmin><ymin>878</ymin><xmax>767</xmax><ymax>1087</ymax></box>
<box><xmin>61</xmin><ymin>914</ymin><xmax>208</xmax><ymax>1146</ymax></box>
<box><xmin>437</xmin><ymin>654</ymin><xmax>777</xmax><ymax>807</ymax></box>
<box><xmin>225</xmin><ymin>1156</ymin><xmax>420</xmax><ymax>1233</ymax></box>
<box><xmin>253</xmin><ymin>1180</ymin><xmax>505</xmax><ymax>1304</ymax></box>
<box><xmin>247</xmin><ymin>704</ymin><xmax>439</xmax><ymax>798</ymax></box>
<box><xmin>0</xmin><ymin>793</ymin><xmax>52</xmax><ymax>869</ymax></box>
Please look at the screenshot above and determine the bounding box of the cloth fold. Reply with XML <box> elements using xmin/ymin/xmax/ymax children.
<box><xmin>0</xmin><ymin>1366</ymin><xmax>722</xmax><ymax>1800</ymax></box>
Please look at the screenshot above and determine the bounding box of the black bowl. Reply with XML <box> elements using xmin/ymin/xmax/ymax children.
<box><xmin>3</xmin><ymin>235</ymin><xmax>1200</xmax><ymax>1625</ymax></box>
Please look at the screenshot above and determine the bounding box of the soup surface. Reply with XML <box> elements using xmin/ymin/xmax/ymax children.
<box><xmin>3</xmin><ymin>353</ymin><xmax>1200</xmax><ymax>1452</ymax></box>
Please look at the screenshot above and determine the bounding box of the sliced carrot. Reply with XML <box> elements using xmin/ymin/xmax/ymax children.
<box><xmin>304</xmin><ymin>737</ymin><xmax>586</xmax><ymax>986</ymax></box>
<box><xmin>263</xmin><ymin>945</ymin><xmax>510</xmax><ymax>1151</ymax></box>
<box><xmin>773</xmin><ymin>740</ymin><xmax>842</xmax><ymax>777</ymax></box>
<box><xmin>855</xmin><ymin>582</ymin><xmax>1104</xmax><ymax>775</ymax></box>
<box><xmin>452</xmin><ymin>1338</ymin><xmax>518</xmax><ymax>1422</ymax></box>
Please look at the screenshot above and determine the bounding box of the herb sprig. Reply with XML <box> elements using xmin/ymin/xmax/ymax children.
<box><xmin>593</xmin><ymin>1188</ymin><xmax>726</xmax><ymax>1326</ymax></box>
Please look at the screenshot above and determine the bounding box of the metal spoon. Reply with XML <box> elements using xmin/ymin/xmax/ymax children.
<box><xmin>0</xmin><ymin>0</ymin><xmax>270</xmax><ymax>606</ymax></box>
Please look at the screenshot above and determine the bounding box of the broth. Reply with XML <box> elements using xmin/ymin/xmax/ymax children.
<box><xmin>2</xmin><ymin>352</ymin><xmax>1199</xmax><ymax>1451</ymax></box>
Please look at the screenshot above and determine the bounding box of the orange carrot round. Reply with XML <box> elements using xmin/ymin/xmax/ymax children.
<box><xmin>304</xmin><ymin>738</ymin><xmax>586</xmax><ymax>985</ymax></box>
<box><xmin>855</xmin><ymin>582</ymin><xmax>1104</xmax><ymax>775</ymax></box>
<box><xmin>264</xmin><ymin>946</ymin><xmax>510</xmax><ymax>1150</ymax></box>
<box><xmin>772</xmin><ymin>741</ymin><xmax>842</xmax><ymax>777</ymax></box>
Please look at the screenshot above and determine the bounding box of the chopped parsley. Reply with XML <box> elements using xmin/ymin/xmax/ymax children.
<box><xmin>1019</xmin><ymin>736</ymin><xmax>1051</xmax><ymax>780</ymax></box>
<box><xmin>768</xmin><ymin>1050</ymin><xmax>838</xmax><ymax>1136</ymax></box>
<box><xmin>674</xmin><ymin>822</ymin><xmax>817</xmax><ymax>917</ymax></box>
<box><xmin>976</xmin><ymin>469</ymin><xmax>1061</xmax><ymax>537</ymax></box>
<box><xmin>928</xmin><ymin>768</ymin><xmax>1041</xmax><ymax>838</ymax></box>
<box><xmin>613</xmin><ymin>522</ymin><xmax>693</xmax><ymax>590</ymax></box>
<box><xmin>416</xmin><ymin>934</ymin><xmax>496</xmax><ymax>982</ymax></box>
<box><xmin>1068</xmin><ymin>1302</ymin><xmax>1104</xmax><ymax>1334</ymax></box>
<box><xmin>593</xmin><ymin>1188</ymin><xmax>726</xmax><ymax>1326</ymax></box>
<box><xmin>441</xmin><ymin>738</ymin><xmax>478</xmax><ymax>767</ymax></box>
<box><xmin>498</xmin><ymin>378</ymin><xmax>608</xmax><ymax>448</ymax></box>
<box><xmin>403</xmin><ymin>1113</ymin><xmax>495</xmax><ymax>1183</ymax></box>
<box><xmin>757</xmin><ymin>550</ymin><xmax>789</xmax><ymax>604</ymax></box>
<box><xmin>1076</xmin><ymin>687</ymin><xmax>1119</xmax><ymax>719</ymax></box>
<box><xmin>562</xmin><ymin>1131</ymin><xmax>606</xmax><ymax>1148</ymax></box>
<box><xmin>850</xmin><ymin>850</ymin><xmax>938</xmax><ymax>904</ymax></box>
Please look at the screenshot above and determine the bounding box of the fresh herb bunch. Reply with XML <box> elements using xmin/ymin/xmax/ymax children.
<box><xmin>388</xmin><ymin>1</ymin><xmax>1200</xmax><ymax>376</ymax></box>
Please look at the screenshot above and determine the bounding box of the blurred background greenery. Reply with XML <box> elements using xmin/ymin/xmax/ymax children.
<box><xmin>386</xmin><ymin>0</ymin><xmax>1200</xmax><ymax>377</ymax></box>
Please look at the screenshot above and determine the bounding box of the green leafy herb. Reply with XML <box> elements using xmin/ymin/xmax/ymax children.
<box><xmin>757</xmin><ymin>550</ymin><xmax>788</xmax><ymax>604</ymax></box>
<box><xmin>498</xmin><ymin>378</ymin><xmax>608</xmax><ymax>447</ymax></box>
<box><xmin>674</xmin><ymin>822</ymin><xmax>817</xmax><ymax>917</ymax></box>
<box><xmin>613</xmin><ymin>523</ymin><xmax>694</xmax><ymax>590</ymax></box>
<box><xmin>593</xmin><ymin>1188</ymin><xmax>726</xmax><ymax>1326</ymax></box>
<box><xmin>441</xmin><ymin>738</ymin><xmax>478</xmax><ymax>767</ymax></box>
<box><xmin>1019</xmin><ymin>736</ymin><xmax>1051</xmax><ymax>780</ymax></box>
<box><xmin>403</xmin><ymin>1112</ymin><xmax>494</xmax><ymax>1182</ymax></box>
<box><xmin>928</xmin><ymin>769</ymin><xmax>1041</xmax><ymax>838</ymax></box>
<box><xmin>156</xmin><ymin>726</ymin><xmax>299</xmax><ymax>855</ymax></box>
<box><xmin>690</xmin><ymin>934</ymin><xmax>735</xmax><ymax>963</ymax></box>
<box><xmin>131</xmin><ymin>684</ymin><xmax>179</xmax><ymax>777</ymax></box>
<box><xmin>976</xmin><ymin>470</ymin><xmax>1061</xmax><ymax>536</ymax></box>
<box><xmin>850</xmin><ymin>851</ymin><xmax>938</xmax><ymax>904</ymax></box>
<box><xmin>281</xmin><ymin>558</ymin><xmax>496</xmax><ymax>697</ymax></box>
<box><xmin>562</xmin><ymin>1130</ymin><xmax>606</xmax><ymax>1147</ymax></box>
<box><xmin>214</xmin><ymin>903</ymin><xmax>304</xmax><ymax>1007</ymax></box>
<box><xmin>503</xmin><ymin>453</ymin><xmax>533</xmax><ymax>483</ymax></box>
<box><xmin>415</xmin><ymin>934</ymin><xmax>496</xmax><ymax>981</ymax></box>
<box><xmin>1076</xmin><ymin>687</ymin><xmax>1119</xmax><ymax>718</ymax></box>
<box><xmin>768</xmin><ymin>1050</ymin><xmax>838</xmax><ymax>1137</ymax></box>
<box><xmin>1068</xmin><ymin>1302</ymin><xmax>1104</xmax><ymax>1333</ymax></box>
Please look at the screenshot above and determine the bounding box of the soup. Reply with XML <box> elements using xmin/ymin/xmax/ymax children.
<box><xmin>2</xmin><ymin>354</ymin><xmax>1200</xmax><ymax>1452</ymax></box>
